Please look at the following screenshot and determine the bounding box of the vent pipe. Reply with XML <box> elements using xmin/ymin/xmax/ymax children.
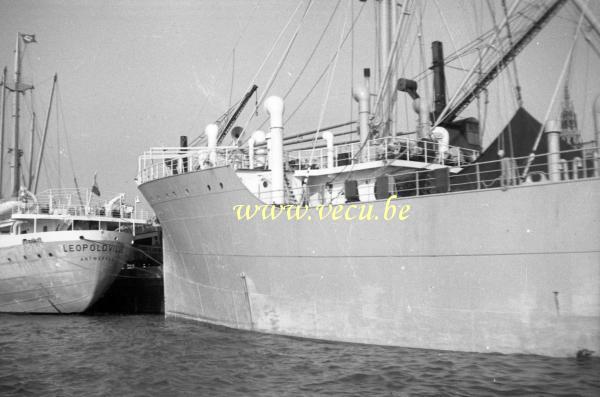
<box><xmin>264</xmin><ymin>96</ymin><xmax>285</xmax><ymax>204</ymax></box>
<box><xmin>205</xmin><ymin>124</ymin><xmax>218</xmax><ymax>166</ymax></box>
<box><xmin>353</xmin><ymin>83</ymin><xmax>370</xmax><ymax>149</ymax></box>
<box><xmin>397</xmin><ymin>78</ymin><xmax>430</xmax><ymax>139</ymax></box>
<box><xmin>322</xmin><ymin>131</ymin><xmax>334</xmax><ymax>168</ymax></box>
<box><xmin>545</xmin><ymin>119</ymin><xmax>561</xmax><ymax>182</ymax></box>
<box><xmin>248</xmin><ymin>130</ymin><xmax>266</xmax><ymax>170</ymax></box>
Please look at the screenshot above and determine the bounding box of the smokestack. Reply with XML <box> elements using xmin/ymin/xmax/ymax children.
<box><xmin>431</xmin><ymin>41</ymin><xmax>447</xmax><ymax>121</ymax></box>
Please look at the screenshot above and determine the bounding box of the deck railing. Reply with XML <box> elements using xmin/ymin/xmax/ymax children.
<box><xmin>137</xmin><ymin>136</ymin><xmax>480</xmax><ymax>184</ymax></box>
<box><xmin>256</xmin><ymin>146</ymin><xmax>599</xmax><ymax>204</ymax></box>
<box><xmin>13</xmin><ymin>188</ymin><xmax>152</xmax><ymax>222</ymax></box>
<box><xmin>137</xmin><ymin>146</ymin><xmax>245</xmax><ymax>184</ymax></box>
<box><xmin>287</xmin><ymin>136</ymin><xmax>480</xmax><ymax>171</ymax></box>
<box><xmin>292</xmin><ymin>146</ymin><xmax>600</xmax><ymax>204</ymax></box>
<box><xmin>137</xmin><ymin>142</ymin><xmax>599</xmax><ymax>204</ymax></box>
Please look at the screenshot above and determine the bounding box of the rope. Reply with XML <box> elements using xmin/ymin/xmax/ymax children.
<box><xmin>281</xmin><ymin>2</ymin><xmax>366</xmax><ymax>127</ymax></box>
<box><xmin>433</xmin><ymin>0</ymin><xmax>467</xmax><ymax>73</ymax></box>
<box><xmin>235</xmin><ymin>0</ymin><xmax>312</xmax><ymax>144</ymax></box>
<box><xmin>55</xmin><ymin>82</ymin><xmax>83</xmax><ymax>206</ymax></box>
<box><xmin>252</xmin><ymin>0</ymin><xmax>343</xmax><ymax>133</ymax></box>
<box><xmin>304</xmin><ymin>1</ymin><xmax>351</xmax><ymax>170</ymax></box>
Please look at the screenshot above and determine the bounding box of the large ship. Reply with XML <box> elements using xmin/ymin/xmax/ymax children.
<box><xmin>136</xmin><ymin>0</ymin><xmax>599</xmax><ymax>357</ymax></box>
<box><xmin>0</xmin><ymin>33</ymin><xmax>140</xmax><ymax>313</ymax></box>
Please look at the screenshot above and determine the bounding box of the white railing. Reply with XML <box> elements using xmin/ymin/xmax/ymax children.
<box><xmin>137</xmin><ymin>136</ymin><xmax>480</xmax><ymax>184</ymax></box>
<box><xmin>301</xmin><ymin>146</ymin><xmax>600</xmax><ymax>203</ymax></box>
<box><xmin>14</xmin><ymin>188</ymin><xmax>153</xmax><ymax>222</ymax></box>
<box><xmin>137</xmin><ymin>146</ymin><xmax>247</xmax><ymax>184</ymax></box>
<box><xmin>287</xmin><ymin>136</ymin><xmax>479</xmax><ymax>171</ymax></box>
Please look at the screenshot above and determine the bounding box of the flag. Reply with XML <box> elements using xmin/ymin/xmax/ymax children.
<box><xmin>21</xmin><ymin>34</ymin><xmax>36</xmax><ymax>44</ymax></box>
<box><xmin>92</xmin><ymin>173</ymin><xmax>100</xmax><ymax>196</ymax></box>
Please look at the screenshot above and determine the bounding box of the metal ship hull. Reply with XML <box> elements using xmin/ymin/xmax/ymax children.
<box><xmin>0</xmin><ymin>230</ymin><xmax>131</xmax><ymax>313</ymax></box>
<box><xmin>139</xmin><ymin>166</ymin><xmax>600</xmax><ymax>357</ymax></box>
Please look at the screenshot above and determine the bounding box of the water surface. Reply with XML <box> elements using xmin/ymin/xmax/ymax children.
<box><xmin>1</xmin><ymin>314</ymin><xmax>598</xmax><ymax>396</ymax></box>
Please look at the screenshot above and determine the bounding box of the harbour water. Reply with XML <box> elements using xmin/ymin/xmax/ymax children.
<box><xmin>0</xmin><ymin>314</ymin><xmax>598</xmax><ymax>396</ymax></box>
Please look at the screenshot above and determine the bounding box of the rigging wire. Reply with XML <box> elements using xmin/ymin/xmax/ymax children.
<box><xmin>261</xmin><ymin>2</ymin><xmax>367</xmax><ymax>137</ymax></box>
<box><xmin>252</xmin><ymin>0</ymin><xmax>344</xmax><ymax>134</ymax></box>
<box><xmin>521</xmin><ymin>8</ymin><xmax>586</xmax><ymax>179</ymax></box>
<box><xmin>185</xmin><ymin>0</ymin><xmax>263</xmax><ymax>144</ymax></box>
<box><xmin>303</xmin><ymin>0</ymin><xmax>352</xmax><ymax>176</ymax></box>
<box><xmin>349</xmin><ymin>0</ymin><xmax>355</xmax><ymax>144</ymax></box>
<box><xmin>501</xmin><ymin>0</ymin><xmax>523</xmax><ymax>107</ymax></box>
<box><xmin>432</xmin><ymin>0</ymin><xmax>523</xmax><ymax>126</ymax></box>
<box><xmin>372</xmin><ymin>0</ymin><xmax>415</xmax><ymax>128</ymax></box>
<box><xmin>487</xmin><ymin>0</ymin><xmax>517</xmax><ymax>157</ymax></box>
<box><xmin>433</xmin><ymin>0</ymin><xmax>467</xmax><ymax>73</ymax></box>
<box><xmin>55</xmin><ymin>82</ymin><xmax>83</xmax><ymax>205</ymax></box>
<box><xmin>235</xmin><ymin>0</ymin><xmax>314</xmax><ymax>145</ymax></box>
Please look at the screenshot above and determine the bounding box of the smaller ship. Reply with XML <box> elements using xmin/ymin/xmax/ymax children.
<box><xmin>0</xmin><ymin>33</ymin><xmax>141</xmax><ymax>313</ymax></box>
<box><xmin>0</xmin><ymin>189</ymin><xmax>138</xmax><ymax>313</ymax></box>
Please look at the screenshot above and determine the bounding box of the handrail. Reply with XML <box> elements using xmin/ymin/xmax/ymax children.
<box><xmin>136</xmin><ymin>136</ymin><xmax>480</xmax><ymax>184</ymax></box>
<box><xmin>138</xmin><ymin>145</ymin><xmax>599</xmax><ymax>206</ymax></box>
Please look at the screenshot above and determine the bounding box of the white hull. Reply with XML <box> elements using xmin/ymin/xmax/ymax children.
<box><xmin>138</xmin><ymin>166</ymin><xmax>600</xmax><ymax>357</ymax></box>
<box><xmin>0</xmin><ymin>230</ymin><xmax>131</xmax><ymax>313</ymax></box>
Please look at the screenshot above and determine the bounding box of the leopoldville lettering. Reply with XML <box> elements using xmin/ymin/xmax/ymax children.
<box><xmin>62</xmin><ymin>243</ymin><xmax>123</xmax><ymax>254</ymax></box>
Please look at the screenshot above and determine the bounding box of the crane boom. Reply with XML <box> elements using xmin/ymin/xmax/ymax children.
<box><xmin>217</xmin><ymin>84</ymin><xmax>258</xmax><ymax>144</ymax></box>
<box><xmin>443</xmin><ymin>0</ymin><xmax>567</xmax><ymax>123</ymax></box>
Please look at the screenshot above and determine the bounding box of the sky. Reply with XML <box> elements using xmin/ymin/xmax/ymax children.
<box><xmin>0</xmin><ymin>0</ymin><xmax>598</xmax><ymax>212</ymax></box>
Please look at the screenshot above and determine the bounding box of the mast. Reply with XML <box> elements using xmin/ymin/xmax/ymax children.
<box><xmin>378</xmin><ymin>0</ymin><xmax>392</xmax><ymax>136</ymax></box>
<box><xmin>27</xmin><ymin>112</ymin><xmax>35</xmax><ymax>190</ymax></box>
<box><xmin>0</xmin><ymin>66</ymin><xmax>6</xmax><ymax>198</ymax></box>
<box><xmin>11</xmin><ymin>33</ymin><xmax>36</xmax><ymax>197</ymax></box>
<box><xmin>11</xmin><ymin>33</ymin><xmax>22</xmax><ymax>197</ymax></box>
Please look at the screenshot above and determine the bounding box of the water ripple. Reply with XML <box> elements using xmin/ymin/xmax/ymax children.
<box><xmin>0</xmin><ymin>314</ymin><xmax>598</xmax><ymax>396</ymax></box>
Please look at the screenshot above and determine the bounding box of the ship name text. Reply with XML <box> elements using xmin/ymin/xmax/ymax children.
<box><xmin>62</xmin><ymin>243</ymin><xmax>123</xmax><ymax>254</ymax></box>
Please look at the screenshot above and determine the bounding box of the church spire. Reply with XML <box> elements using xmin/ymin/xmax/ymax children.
<box><xmin>560</xmin><ymin>82</ymin><xmax>581</xmax><ymax>147</ymax></box>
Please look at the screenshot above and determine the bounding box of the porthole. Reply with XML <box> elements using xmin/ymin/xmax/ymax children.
<box><xmin>263</xmin><ymin>181</ymin><xmax>268</xmax><ymax>188</ymax></box>
<box><xmin>207</xmin><ymin>185</ymin><xmax>211</xmax><ymax>191</ymax></box>
<box><xmin>23</xmin><ymin>256</ymin><xmax>27</xmax><ymax>260</ymax></box>
<box><xmin>37</xmin><ymin>254</ymin><xmax>42</xmax><ymax>258</ymax></box>
<box><xmin>184</xmin><ymin>188</ymin><xmax>190</xmax><ymax>195</ymax></box>
<box><xmin>219</xmin><ymin>182</ymin><xmax>223</xmax><ymax>189</ymax></box>
<box><xmin>172</xmin><ymin>191</ymin><xmax>177</xmax><ymax>197</ymax></box>
<box><xmin>7</xmin><ymin>258</ymin><xmax>11</xmax><ymax>262</ymax></box>
<box><xmin>48</xmin><ymin>253</ymin><xmax>53</xmax><ymax>257</ymax></box>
